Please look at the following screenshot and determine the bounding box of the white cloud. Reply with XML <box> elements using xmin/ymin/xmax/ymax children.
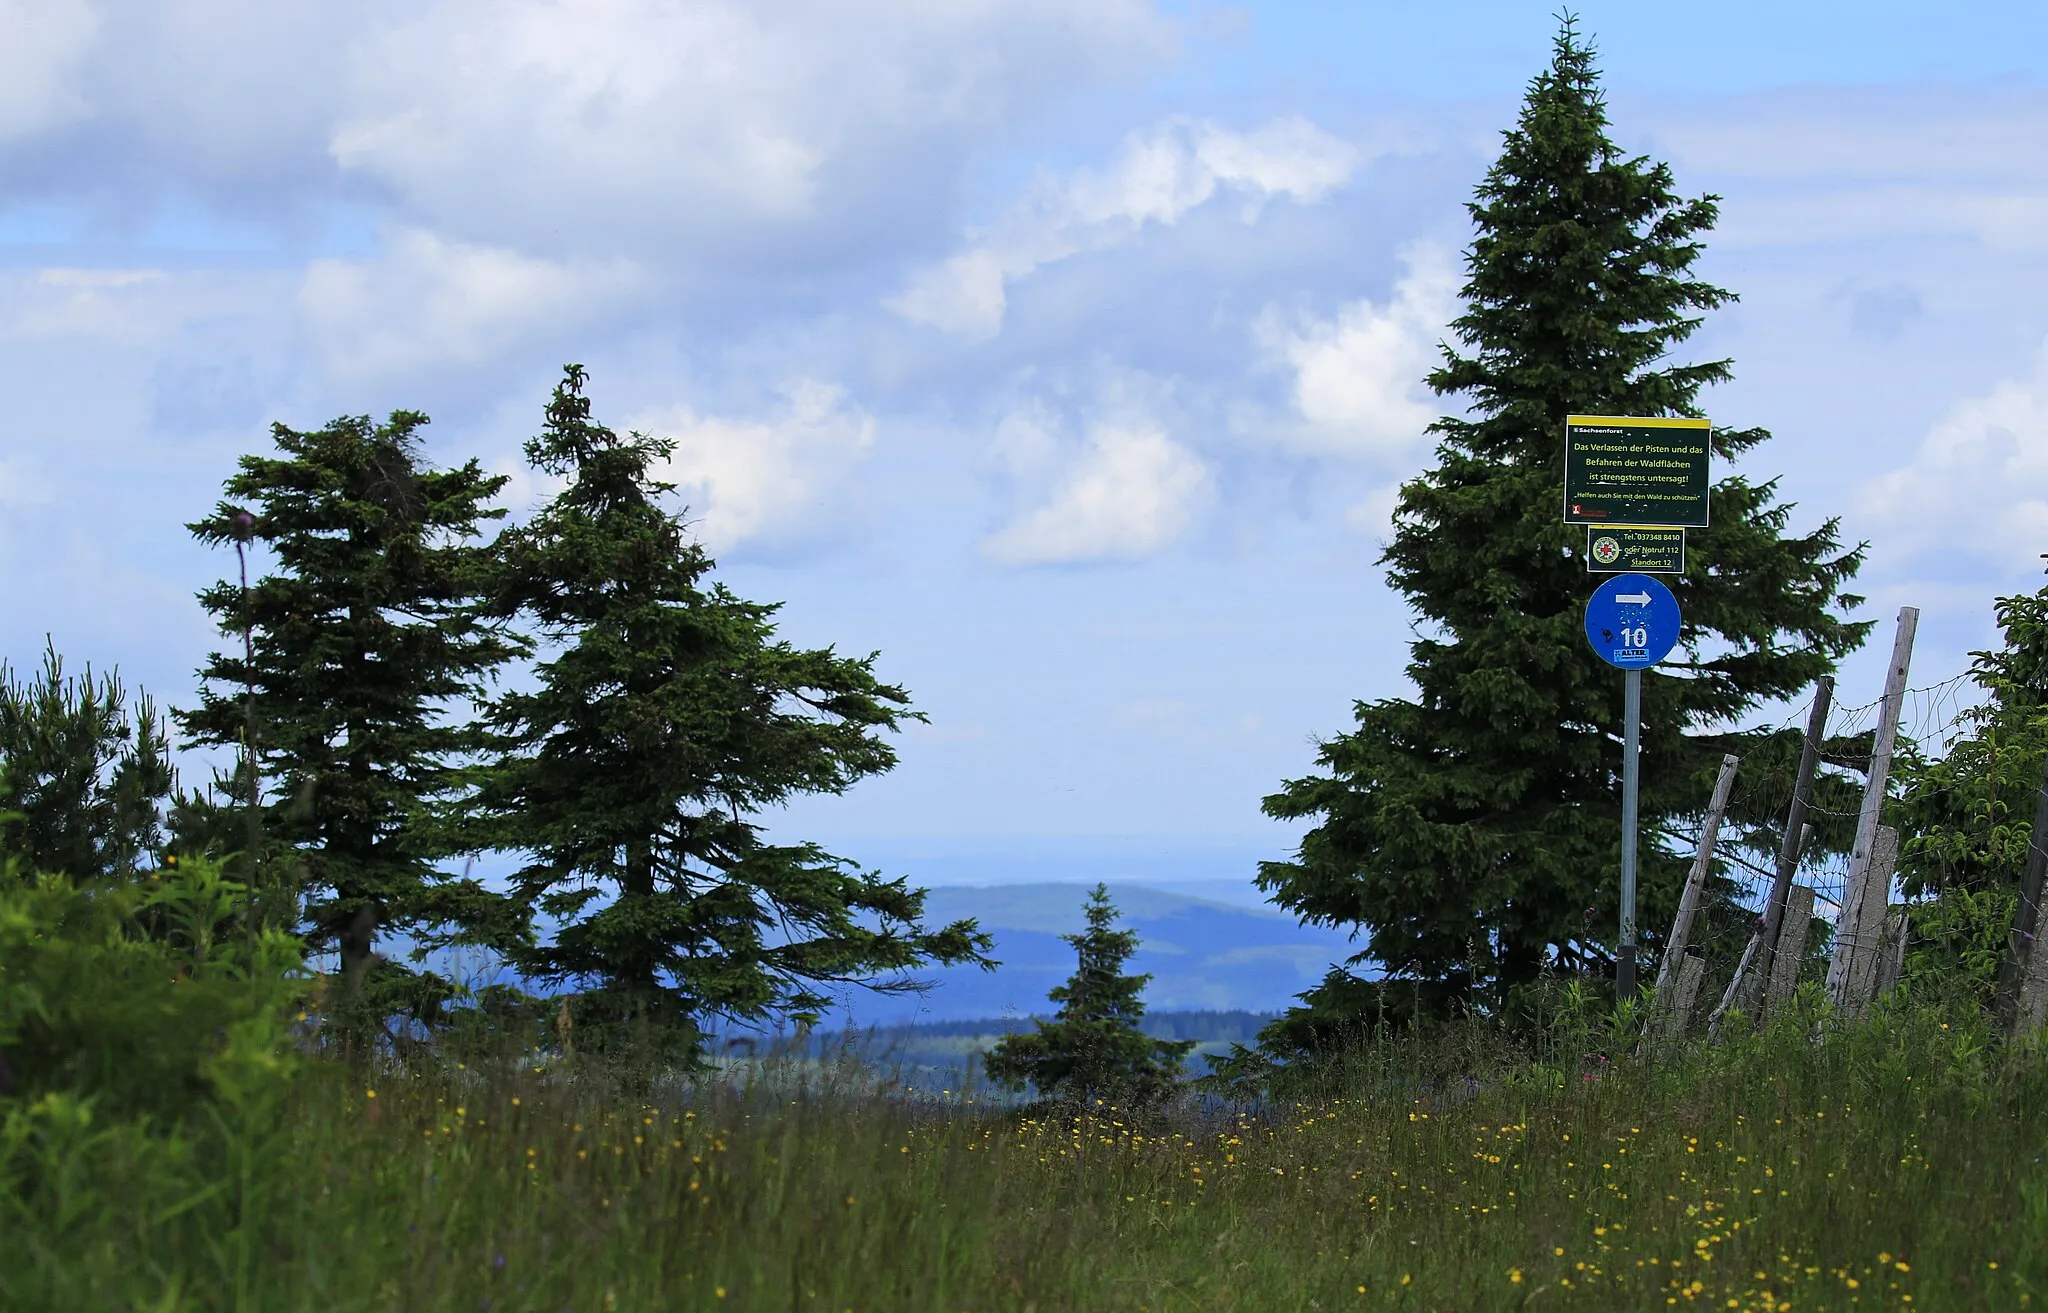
<box><xmin>634</xmin><ymin>382</ymin><xmax>876</xmax><ymax>554</ymax></box>
<box><xmin>1</xmin><ymin>267</ymin><xmax>168</xmax><ymax>340</ymax></box>
<box><xmin>890</xmin><ymin>115</ymin><xmax>1362</xmax><ymax>338</ymax></box>
<box><xmin>300</xmin><ymin>228</ymin><xmax>640</xmax><ymax>381</ymax></box>
<box><xmin>0</xmin><ymin>2</ymin><xmax>1170</xmax><ymax>253</ymax></box>
<box><xmin>0</xmin><ymin>0</ymin><xmax>98</xmax><ymax>143</ymax></box>
<box><xmin>331</xmin><ymin>0</ymin><xmax>1173</xmax><ymax>256</ymax></box>
<box><xmin>983</xmin><ymin>422</ymin><xmax>1209</xmax><ymax>566</ymax></box>
<box><xmin>1646</xmin><ymin>87</ymin><xmax>2048</xmax><ymax>252</ymax></box>
<box><xmin>1255</xmin><ymin>245</ymin><xmax>1459</xmax><ymax>460</ymax></box>
<box><xmin>1861</xmin><ymin>343</ymin><xmax>2048</xmax><ymax>559</ymax></box>
<box><xmin>1344</xmin><ymin>483</ymin><xmax>1404</xmax><ymax>541</ymax></box>
<box><xmin>1650</xmin><ymin>87</ymin><xmax>2048</xmax><ymax>186</ymax></box>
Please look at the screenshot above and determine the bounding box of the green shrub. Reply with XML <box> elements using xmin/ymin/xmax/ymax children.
<box><xmin>0</xmin><ymin>856</ymin><xmax>301</xmax><ymax>1122</ymax></box>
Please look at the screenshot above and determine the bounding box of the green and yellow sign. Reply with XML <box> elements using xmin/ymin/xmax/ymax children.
<box><xmin>1564</xmin><ymin>415</ymin><xmax>1711</xmax><ymax>528</ymax></box>
<box><xmin>1586</xmin><ymin>526</ymin><xmax>1684</xmax><ymax>574</ymax></box>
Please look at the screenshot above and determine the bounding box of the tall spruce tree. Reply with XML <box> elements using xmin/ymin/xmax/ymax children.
<box><xmin>478</xmin><ymin>366</ymin><xmax>990</xmax><ymax>1062</ymax></box>
<box><xmin>1254</xmin><ymin>22</ymin><xmax>1866</xmax><ymax>1040</ymax></box>
<box><xmin>983</xmin><ymin>884</ymin><xmax>1193</xmax><ymax>1105</ymax></box>
<box><xmin>178</xmin><ymin>412</ymin><xmax>523</xmax><ymax>1010</ymax></box>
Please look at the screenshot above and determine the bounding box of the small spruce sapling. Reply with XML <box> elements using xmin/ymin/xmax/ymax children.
<box><xmin>984</xmin><ymin>884</ymin><xmax>1193</xmax><ymax>1105</ymax></box>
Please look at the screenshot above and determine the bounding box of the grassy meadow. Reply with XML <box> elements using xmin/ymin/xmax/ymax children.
<box><xmin>6</xmin><ymin>995</ymin><xmax>2046</xmax><ymax>1312</ymax></box>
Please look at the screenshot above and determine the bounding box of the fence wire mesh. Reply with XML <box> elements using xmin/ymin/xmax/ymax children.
<box><xmin>1661</xmin><ymin>670</ymin><xmax>1979</xmax><ymax>968</ymax></box>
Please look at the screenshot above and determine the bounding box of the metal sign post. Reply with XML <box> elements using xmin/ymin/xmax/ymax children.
<box><xmin>1585</xmin><ymin>573</ymin><xmax>1682</xmax><ymax>1001</ymax></box>
<box><xmin>1620</xmin><ymin>665</ymin><xmax>1641</xmax><ymax>998</ymax></box>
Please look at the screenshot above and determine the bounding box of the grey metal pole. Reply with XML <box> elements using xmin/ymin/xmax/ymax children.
<box><xmin>1619</xmin><ymin>666</ymin><xmax>1642</xmax><ymax>1000</ymax></box>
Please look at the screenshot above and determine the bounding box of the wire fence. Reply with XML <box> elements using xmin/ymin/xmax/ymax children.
<box><xmin>1662</xmin><ymin>669</ymin><xmax>1981</xmax><ymax>969</ymax></box>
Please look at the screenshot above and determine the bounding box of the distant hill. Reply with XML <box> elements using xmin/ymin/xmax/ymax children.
<box><xmin>410</xmin><ymin>880</ymin><xmax>1357</xmax><ymax>1032</ymax></box>
<box><xmin>741</xmin><ymin>1009</ymin><xmax>1279</xmax><ymax>1090</ymax></box>
<box><xmin>830</xmin><ymin>881</ymin><xmax>1357</xmax><ymax>1027</ymax></box>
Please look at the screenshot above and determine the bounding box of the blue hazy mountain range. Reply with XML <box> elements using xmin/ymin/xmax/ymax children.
<box><xmin>408</xmin><ymin>862</ymin><xmax>1360</xmax><ymax>1029</ymax></box>
<box><xmin>832</xmin><ymin>882</ymin><xmax>1359</xmax><ymax>1028</ymax></box>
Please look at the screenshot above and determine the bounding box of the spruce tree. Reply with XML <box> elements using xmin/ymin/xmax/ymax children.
<box><xmin>1254</xmin><ymin>21</ymin><xmax>1866</xmax><ymax>1038</ymax></box>
<box><xmin>178</xmin><ymin>411</ymin><xmax>523</xmax><ymax>1012</ymax></box>
<box><xmin>0</xmin><ymin>641</ymin><xmax>173</xmax><ymax>881</ymax></box>
<box><xmin>983</xmin><ymin>884</ymin><xmax>1193</xmax><ymax>1104</ymax></box>
<box><xmin>478</xmin><ymin>366</ymin><xmax>990</xmax><ymax>1062</ymax></box>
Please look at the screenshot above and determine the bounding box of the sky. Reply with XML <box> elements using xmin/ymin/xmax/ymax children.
<box><xmin>5</xmin><ymin>0</ymin><xmax>2048</xmax><ymax>903</ymax></box>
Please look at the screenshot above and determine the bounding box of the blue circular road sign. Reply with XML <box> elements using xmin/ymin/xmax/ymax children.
<box><xmin>1584</xmin><ymin>573</ymin><xmax>1681</xmax><ymax>670</ymax></box>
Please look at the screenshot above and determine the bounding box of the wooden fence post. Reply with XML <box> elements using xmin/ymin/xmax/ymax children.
<box><xmin>1996</xmin><ymin>753</ymin><xmax>2048</xmax><ymax>1035</ymax></box>
<box><xmin>1841</xmin><ymin>826</ymin><xmax>1902</xmax><ymax>1010</ymax></box>
<box><xmin>1875</xmin><ymin>906</ymin><xmax>1909</xmax><ymax>999</ymax></box>
<box><xmin>1763</xmin><ymin>883</ymin><xmax>1816</xmax><ymax>1017</ymax></box>
<box><xmin>1708</xmin><ymin>684</ymin><xmax>1831</xmax><ymax>1037</ymax></box>
<box><xmin>1659</xmin><ymin>954</ymin><xmax>1707</xmax><ymax>1043</ymax></box>
<box><xmin>1655</xmin><ymin>753</ymin><xmax>1740</xmax><ymax>1007</ymax></box>
<box><xmin>2019</xmin><ymin>931</ymin><xmax>2048</xmax><ymax>1036</ymax></box>
<box><xmin>1749</xmin><ymin>679</ymin><xmax>1835</xmax><ymax>1010</ymax></box>
<box><xmin>1828</xmin><ymin>607</ymin><xmax>1918</xmax><ymax>1013</ymax></box>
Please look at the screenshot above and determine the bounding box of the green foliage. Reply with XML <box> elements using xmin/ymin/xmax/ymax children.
<box><xmin>1894</xmin><ymin>573</ymin><xmax>2048</xmax><ymax>1002</ymax></box>
<box><xmin>0</xmin><ymin>641</ymin><xmax>174</xmax><ymax>881</ymax></box>
<box><xmin>1255</xmin><ymin>20</ymin><xmax>1866</xmax><ymax>1037</ymax></box>
<box><xmin>176</xmin><ymin>409</ymin><xmax>527</xmax><ymax>1009</ymax></box>
<box><xmin>0</xmin><ymin>855</ymin><xmax>300</xmax><ymax>1122</ymax></box>
<box><xmin>478</xmin><ymin>366</ymin><xmax>991</xmax><ymax>1063</ymax></box>
<box><xmin>984</xmin><ymin>884</ymin><xmax>1193</xmax><ymax>1104</ymax></box>
<box><xmin>4</xmin><ymin>1004</ymin><xmax>2045</xmax><ymax>1309</ymax></box>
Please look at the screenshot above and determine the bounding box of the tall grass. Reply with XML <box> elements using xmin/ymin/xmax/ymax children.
<box><xmin>5</xmin><ymin>993</ymin><xmax>2046</xmax><ymax>1310</ymax></box>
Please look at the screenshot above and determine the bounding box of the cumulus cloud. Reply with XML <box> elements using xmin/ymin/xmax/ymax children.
<box><xmin>1861</xmin><ymin>343</ymin><xmax>2048</xmax><ymax>560</ymax></box>
<box><xmin>300</xmin><ymin>228</ymin><xmax>640</xmax><ymax>382</ymax></box>
<box><xmin>331</xmin><ymin>0</ymin><xmax>1173</xmax><ymax>257</ymax></box>
<box><xmin>634</xmin><ymin>382</ymin><xmax>876</xmax><ymax>555</ymax></box>
<box><xmin>0</xmin><ymin>267</ymin><xmax>169</xmax><ymax>340</ymax></box>
<box><xmin>983</xmin><ymin>421</ymin><xmax>1209</xmax><ymax>566</ymax></box>
<box><xmin>0</xmin><ymin>1</ymin><xmax>1169</xmax><ymax>250</ymax></box>
<box><xmin>890</xmin><ymin>115</ymin><xmax>1362</xmax><ymax>338</ymax></box>
<box><xmin>1254</xmin><ymin>245</ymin><xmax>1459</xmax><ymax>460</ymax></box>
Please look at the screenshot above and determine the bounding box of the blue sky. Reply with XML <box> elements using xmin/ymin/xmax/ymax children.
<box><xmin>4</xmin><ymin>0</ymin><xmax>2048</xmax><ymax>903</ymax></box>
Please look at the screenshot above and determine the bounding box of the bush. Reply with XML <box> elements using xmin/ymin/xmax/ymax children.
<box><xmin>0</xmin><ymin>855</ymin><xmax>301</xmax><ymax>1122</ymax></box>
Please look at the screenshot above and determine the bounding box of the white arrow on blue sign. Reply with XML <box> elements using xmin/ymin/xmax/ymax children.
<box><xmin>1584</xmin><ymin>573</ymin><xmax>1681</xmax><ymax>670</ymax></box>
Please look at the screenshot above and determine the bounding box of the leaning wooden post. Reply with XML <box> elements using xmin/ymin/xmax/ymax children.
<box><xmin>1827</xmin><ymin>606</ymin><xmax>1918</xmax><ymax>1014</ymax></box>
<box><xmin>1655</xmin><ymin>753</ymin><xmax>1741</xmax><ymax>1004</ymax></box>
<box><xmin>1749</xmin><ymin>678</ymin><xmax>1836</xmax><ymax>1008</ymax></box>
<box><xmin>1707</xmin><ymin>677</ymin><xmax>1833</xmax><ymax>1036</ymax></box>
<box><xmin>1843</xmin><ymin>826</ymin><xmax>1901</xmax><ymax>1007</ymax></box>
<box><xmin>1995</xmin><ymin>752</ymin><xmax>2048</xmax><ymax>1034</ymax></box>
<box><xmin>1659</xmin><ymin>954</ymin><xmax>1707</xmax><ymax>1043</ymax></box>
